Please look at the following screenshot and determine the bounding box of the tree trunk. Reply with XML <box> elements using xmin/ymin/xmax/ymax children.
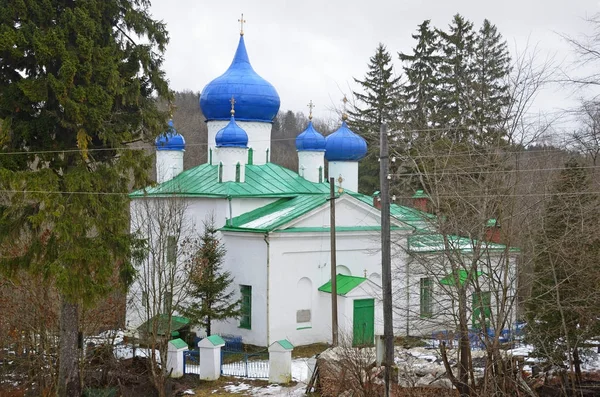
<box><xmin>458</xmin><ymin>287</ymin><xmax>471</xmax><ymax>397</ymax></box>
<box><xmin>58</xmin><ymin>298</ymin><xmax>81</xmax><ymax>397</ymax></box>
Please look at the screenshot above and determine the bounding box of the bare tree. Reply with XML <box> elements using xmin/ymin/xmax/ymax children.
<box><xmin>129</xmin><ymin>194</ymin><xmax>196</xmax><ymax>397</ymax></box>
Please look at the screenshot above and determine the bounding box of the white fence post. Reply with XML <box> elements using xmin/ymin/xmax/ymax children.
<box><xmin>167</xmin><ymin>338</ymin><xmax>188</xmax><ymax>378</ymax></box>
<box><xmin>198</xmin><ymin>335</ymin><xmax>226</xmax><ymax>380</ymax></box>
<box><xmin>268</xmin><ymin>339</ymin><xmax>294</xmax><ymax>384</ymax></box>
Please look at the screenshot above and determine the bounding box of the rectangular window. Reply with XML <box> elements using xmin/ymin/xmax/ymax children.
<box><xmin>240</xmin><ymin>285</ymin><xmax>252</xmax><ymax>329</ymax></box>
<box><xmin>472</xmin><ymin>291</ymin><xmax>491</xmax><ymax>329</ymax></box>
<box><xmin>166</xmin><ymin>235</ymin><xmax>176</xmax><ymax>265</ymax></box>
<box><xmin>420</xmin><ymin>277</ymin><xmax>433</xmax><ymax>318</ymax></box>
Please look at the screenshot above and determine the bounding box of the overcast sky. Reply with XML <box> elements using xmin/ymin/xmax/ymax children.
<box><xmin>148</xmin><ymin>0</ymin><xmax>600</xmax><ymax>127</ymax></box>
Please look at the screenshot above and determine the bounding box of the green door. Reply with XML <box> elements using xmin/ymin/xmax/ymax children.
<box><xmin>353</xmin><ymin>299</ymin><xmax>375</xmax><ymax>346</ymax></box>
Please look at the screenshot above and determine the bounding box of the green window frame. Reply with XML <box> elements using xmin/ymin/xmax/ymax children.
<box><xmin>472</xmin><ymin>291</ymin><xmax>491</xmax><ymax>329</ymax></box>
<box><xmin>240</xmin><ymin>285</ymin><xmax>252</xmax><ymax>329</ymax></box>
<box><xmin>235</xmin><ymin>162</ymin><xmax>241</xmax><ymax>182</ymax></box>
<box><xmin>247</xmin><ymin>148</ymin><xmax>253</xmax><ymax>165</ymax></box>
<box><xmin>218</xmin><ymin>162</ymin><xmax>223</xmax><ymax>182</ymax></box>
<box><xmin>420</xmin><ymin>277</ymin><xmax>433</xmax><ymax>318</ymax></box>
<box><xmin>209</xmin><ymin>148</ymin><xmax>212</xmax><ymax>165</ymax></box>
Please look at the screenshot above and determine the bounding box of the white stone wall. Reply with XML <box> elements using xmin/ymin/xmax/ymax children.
<box><xmin>156</xmin><ymin>150</ymin><xmax>184</xmax><ymax>183</ymax></box>
<box><xmin>297</xmin><ymin>151</ymin><xmax>325</xmax><ymax>183</ymax></box>
<box><xmin>328</xmin><ymin>161</ymin><xmax>359</xmax><ymax>193</ymax></box>
<box><xmin>207</xmin><ymin>120</ymin><xmax>273</xmax><ymax>165</ymax></box>
<box><xmin>216</xmin><ymin>147</ymin><xmax>248</xmax><ymax>182</ymax></box>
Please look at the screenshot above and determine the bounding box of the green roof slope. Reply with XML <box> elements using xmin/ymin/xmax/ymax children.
<box><xmin>221</xmin><ymin>194</ymin><xmax>329</xmax><ymax>232</ymax></box>
<box><xmin>130</xmin><ymin>163</ymin><xmax>331</xmax><ymax>198</ymax></box>
<box><xmin>407</xmin><ymin>233</ymin><xmax>517</xmax><ymax>253</ymax></box>
<box><xmin>319</xmin><ymin>274</ymin><xmax>369</xmax><ymax>295</ymax></box>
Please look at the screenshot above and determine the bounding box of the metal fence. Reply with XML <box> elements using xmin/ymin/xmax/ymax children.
<box><xmin>221</xmin><ymin>350</ymin><xmax>269</xmax><ymax>378</ymax></box>
<box><xmin>183</xmin><ymin>350</ymin><xmax>200</xmax><ymax>375</ymax></box>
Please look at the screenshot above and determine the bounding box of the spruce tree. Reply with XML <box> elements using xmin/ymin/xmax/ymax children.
<box><xmin>472</xmin><ymin>20</ymin><xmax>511</xmax><ymax>145</ymax></box>
<box><xmin>0</xmin><ymin>2</ymin><xmax>170</xmax><ymax>396</ymax></box>
<box><xmin>437</xmin><ymin>14</ymin><xmax>476</xmax><ymax>141</ymax></box>
<box><xmin>349</xmin><ymin>43</ymin><xmax>402</xmax><ymax>194</ymax></box>
<box><xmin>527</xmin><ymin>158</ymin><xmax>600</xmax><ymax>376</ymax></box>
<box><xmin>399</xmin><ymin>20</ymin><xmax>442</xmax><ymax>134</ymax></box>
<box><xmin>183</xmin><ymin>218</ymin><xmax>241</xmax><ymax>336</ymax></box>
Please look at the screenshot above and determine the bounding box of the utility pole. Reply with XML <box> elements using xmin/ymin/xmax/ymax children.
<box><xmin>329</xmin><ymin>177</ymin><xmax>339</xmax><ymax>346</ymax></box>
<box><xmin>380</xmin><ymin>123</ymin><xmax>393</xmax><ymax>397</ymax></box>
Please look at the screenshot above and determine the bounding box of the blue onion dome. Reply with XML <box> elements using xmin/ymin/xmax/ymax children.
<box><xmin>215</xmin><ymin>113</ymin><xmax>248</xmax><ymax>148</ymax></box>
<box><xmin>325</xmin><ymin>121</ymin><xmax>367</xmax><ymax>161</ymax></box>
<box><xmin>296</xmin><ymin>121</ymin><xmax>326</xmax><ymax>151</ymax></box>
<box><xmin>155</xmin><ymin>120</ymin><xmax>185</xmax><ymax>151</ymax></box>
<box><xmin>200</xmin><ymin>35</ymin><xmax>280</xmax><ymax>122</ymax></box>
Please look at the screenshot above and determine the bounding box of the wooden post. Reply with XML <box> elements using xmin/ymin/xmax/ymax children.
<box><xmin>379</xmin><ymin>123</ymin><xmax>393</xmax><ymax>397</ymax></box>
<box><xmin>330</xmin><ymin>177</ymin><xmax>339</xmax><ymax>346</ymax></box>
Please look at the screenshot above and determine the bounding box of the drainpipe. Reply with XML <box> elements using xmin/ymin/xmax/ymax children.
<box><xmin>227</xmin><ymin>196</ymin><xmax>233</xmax><ymax>226</ymax></box>
<box><xmin>263</xmin><ymin>232</ymin><xmax>270</xmax><ymax>346</ymax></box>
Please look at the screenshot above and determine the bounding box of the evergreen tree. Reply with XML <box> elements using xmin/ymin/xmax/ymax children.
<box><xmin>399</xmin><ymin>20</ymin><xmax>442</xmax><ymax>135</ymax></box>
<box><xmin>0</xmin><ymin>2</ymin><xmax>170</xmax><ymax>396</ymax></box>
<box><xmin>472</xmin><ymin>20</ymin><xmax>511</xmax><ymax>145</ymax></box>
<box><xmin>349</xmin><ymin>43</ymin><xmax>402</xmax><ymax>194</ymax></box>
<box><xmin>526</xmin><ymin>158</ymin><xmax>600</xmax><ymax>378</ymax></box>
<box><xmin>182</xmin><ymin>218</ymin><xmax>241</xmax><ymax>336</ymax></box>
<box><xmin>437</xmin><ymin>14</ymin><xmax>476</xmax><ymax>141</ymax></box>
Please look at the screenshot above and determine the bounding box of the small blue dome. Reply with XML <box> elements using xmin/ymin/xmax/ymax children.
<box><xmin>325</xmin><ymin>121</ymin><xmax>367</xmax><ymax>161</ymax></box>
<box><xmin>200</xmin><ymin>35</ymin><xmax>280</xmax><ymax>122</ymax></box>
<box><xmin>155</xmin><ymin>120</ymin><xmax>185</xmax><ymax>151</ymax></box>
<box><xmin>215</xmin><ymin>116</ymin><xmax>248</xmax><ymax>148</ymax></box>
<box><xmin>296</xmin><ymin>121</ymin><xmax>326</xmax><ymax>151</ymax></box>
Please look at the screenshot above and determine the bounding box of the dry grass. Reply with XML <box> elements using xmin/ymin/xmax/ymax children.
<box><xmin>292</xmin><ymin>343</ymin><xmax>329</xmax><ymax>359</ymax></box>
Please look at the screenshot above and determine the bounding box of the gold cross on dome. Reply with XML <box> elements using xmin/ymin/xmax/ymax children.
<box><xmin>337</xmin><ymin>175</ymin><xmax>345</xmax><ymax>194</ymax></box>
<box><xmin>342</xmin><ymin>95</ymin><xmax>348</xmax><ymax>121</ymax></box>
<box><xmin>238</xmin><ymin>13</ymin><xmax>246</xmax><ymax>36</ymax></box>
<box><xmin>229</xmin><ymin>95</ymin><xmax>236</xmax><ymax>115</ymax></box>
<box><xmin>307</xmin><ymin>100</ymin><xmax>315</xmax><ymax>120</ymax></box>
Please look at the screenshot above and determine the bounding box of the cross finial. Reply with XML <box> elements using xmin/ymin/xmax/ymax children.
<box><xmin>307</xmin><ymin>100</ymin><xmax>315</xmax><ymax>120</ymax></box>
<box><xmin>238</xmin><ymin>13</ymin><xmax>246</xmax><ymax>36</ymax></box>
<box><xmin>337</xmin><ymin>175</ymin><xmax>344</xmax><ymax>194</ymax></box>
<box><xmin>230</xmin><ymin>95</ymin><xmax>236</xmax><ymax>116</ymax></box>
<box><xmin>342</xmin><ymin>95</ymin><xmax>348</xmax><ymax>121</ymax></box>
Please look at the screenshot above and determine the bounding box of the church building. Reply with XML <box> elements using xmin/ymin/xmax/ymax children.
<box><xmin>126</xmin><ymin>27</ymin><xmax>517</xmax><ymax>347</ymax></box>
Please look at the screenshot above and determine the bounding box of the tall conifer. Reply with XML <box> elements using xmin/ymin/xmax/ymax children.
<box><xmin>349</xmin><ymin>43</ymin><xmax>402</xmax><ymax>194</ymax></box>
<box><xmin>0</xmin><ymin>2</ymin><xmax>170</xmax><ymax>395</ymax></box>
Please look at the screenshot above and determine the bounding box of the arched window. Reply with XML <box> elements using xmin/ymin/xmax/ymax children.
<box><xmin>299</xmin><ymin>165</ymin><xmax>305</xmax><ymax>178</ymax></box>
<box><xmin>296</xmin><ymin>277</ymin><xmax>312</xmax><ymax>329</ymax></box>
<box><xmin>265</xmin><ymin>148</ymin><xmax>270</xmax><ymax>163</ymax></box>
<box><xmin>318</xmin><ymin>166</ymin><xmax>323</xmax><ymax>183</ymax></box>
<box><xmin>235</xmin><ymin>162</ymin><xmax>241</xmax><ymax>182</ymax></box>
<box><xmin>336</xmin><ymin>265</ymin><xmax>351</xmax><ymax>276</ymax></box>
<box><xmin>218</xmin><ymin>162</ymin><xmax>223</xmax><ymax>182</ymax></box>
<box><xmin>247</xmin><ymin>148</ymin><xmax>253</xmax><ymax>165</ymax></box>
<box><xmin>209</xmin><ymin>148</ymin><xmax>212</xmax><ymax>165</ymax></box>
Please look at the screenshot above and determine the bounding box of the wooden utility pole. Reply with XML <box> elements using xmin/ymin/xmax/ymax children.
<box><xmin>380</xmin><ymin>123</ymin><xmax>393</xmax><ymax>397</ymax></box>
<box><xmin>329</xmin><ymin>177</ymin><xmax>339</xmax><ymax>346</ymax></box>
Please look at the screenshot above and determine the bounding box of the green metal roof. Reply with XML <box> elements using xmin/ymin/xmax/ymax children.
<box><xmin>412</xmin><ymin>190</ymin><xmax>429</xmax><ymax>199</ymax></box>
<box><xmin>407</xmin><ymin>233</ymin><xmax>516</xmax><ymax>254</ymax></box>
<box><xmin>275</xmin><ymin>339</ymin><xmax>294</xmax><ymax>350</ymax></box>
<box><xmin>486</xmin><ymin>218</ymin><xmax>498</xmax><ymax>227</ymax></box>
<box><xmin>169</xmin><ymin>338</ymin><xmax>188</xmax><ymax>349</ymax></box>
<box><xmin>137</xmin><ymin>314</ymin><xmax>190</xmax><ymax>336</ymax></box>
<box><xmin>130</xmin><ymin>163</ymin><xmax>331</xmax><ymax>198</ymax></box>
<box><xmin>439</xmin><ymin>270</ymin><xmax>483</xmax><ymax>287</ymax></box>
<box><xmin>318</xmin><ymin>274</ymin><xmax>368</xmax><ymax>296</ymax></box>
<box><xmin>206</xmin><ymin>335</ymin><xmax>226</xmax><ymax>346</ymax></box>
<box><xmin>221</xmin><ymin>194</ymin><xmax>329</xmax><ymax>232</ymax></box>
<box><xmin>349</xmin><ymin>192</ymin><xmax>435</xmax><ymax>231</ymax></box>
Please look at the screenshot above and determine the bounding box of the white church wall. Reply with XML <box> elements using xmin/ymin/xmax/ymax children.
<box><xmin>217</xmin><ymin>147</ymin><xmax>247</xmax><ymax>182</ymax></box>
<box><xmin>213</xmin><ymin>232</ymin><xmax>269</xmax><ymax>346</ymax></box>
<box><xmin>207</xmin><ymin>121</ymin><xmax>272</xmax><ymax>166</ymax></box>
<box><xmin>289</xmin><ymin>195</ymin><xmax>383</xmax><ymax>229</ymax></box>
<box><xmin>156</xmin><ymin>150</ymin><xmax>184</xmax><ymax>183</ymax></box>
<box><xmin>328</xmin><ymin>161</ymin><xmax>359</xmax><ymax>193</ymax></box>
<box><xmin>297</xmin><ymin>151</ymin><xmax>325</xmax><ymax>183</ymax></box>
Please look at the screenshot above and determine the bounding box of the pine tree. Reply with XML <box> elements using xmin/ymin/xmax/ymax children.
<box><xmin>399</xmin><ymin>20</ymin><xmax>442</xmax><ymax>135</ymax></box>
<box><xmin>437</xmin><ymin>14</ymin><xmax>476</xmax><ymax>141</ymax></box>
<box><xmin>183</xmin><ymin>218</ymin><xmax>241</xmax><ymax>336</ymax></box>
<box><xmin>349</xmin><ymin>43</ymin><xmax>402</xmax><ymax>194</ymax></box>
<box><xmin>527</xmin><ymin>158</ymin><xmax>600</xmax><ymax>378</ymax></box>
<box><xmin>0</xmin><ymin>2</ymin><xmax>170</xmax><ymax>396</ymax></box>
<box><xmin>472</xmin><ymin>20</ymin><xmax>511</xmax><ymax>145</ymax></box>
